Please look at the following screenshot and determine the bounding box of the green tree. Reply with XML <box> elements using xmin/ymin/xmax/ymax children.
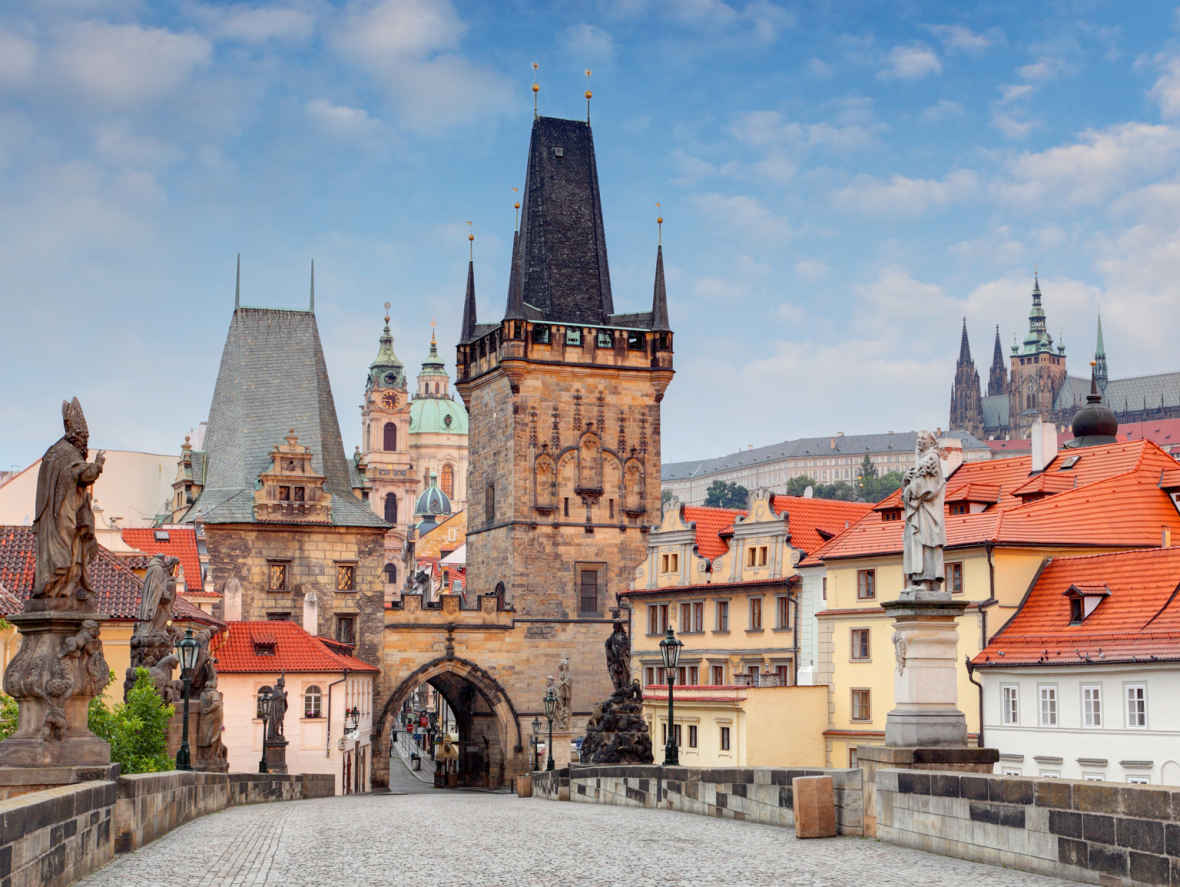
<box><xmin>704</xmin><ymin>480</ymin><xmax>749</xmax><ymax>510</ymax></box>
<box><xmin>785</xmin><ymin>475</ymin><xmax>816</xmax><ymax>497</ymax></box>
<box><xmin>661</xmin><ymin>488</ymin><xmax>674</xmax><ymax>509</ymax></box>
<box><xmin>856</xmin><ymin>454</ymin><xmax>878</xmax><ymax>489</ymax></box>
<box><xmin>0</xmin><ymin>693</ymin><xmax>18</xmax><ymax>741</ymax></box>
<box><xmin>89</xmin><ymin>669</ymin><xmax>174</xmax><ymax>774</ymax></box>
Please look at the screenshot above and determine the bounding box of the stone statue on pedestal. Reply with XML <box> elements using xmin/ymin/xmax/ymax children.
<box><xmin>126</xmin><ymin>555</ymin><xmax>182</xmax><ymax>702</ymax></box>
<box><xmin>580</xmin><ymin>618</ymin><xmax>653</xmax><ymax>765</ymax></box>
<box><xmin>556</xmin><ymin>657</ymin><xmax>572</xmax><ymax>730</ymax></box>
<box><xmin>0</xmin><ymin>398</ymin><xmax>112</xmax><ymax>767</ymax></box>
<box><xmin>604</xmin><ymin>619</ymin><xmax>631</xmax><ymax>690</ymax></box>
<box><xmin>196</xmin><ymin>671</ymin><xmax>228</xmax><ymax>772</ymax></box>
<box><xmin>901</xmin><ymin>431</ymin><xmax>947</xmax><ymax>600</ymax></box>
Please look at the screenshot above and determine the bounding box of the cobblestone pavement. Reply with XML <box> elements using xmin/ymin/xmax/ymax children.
<box><xmin>78</xmin><ymin>790</ymin><xmax>1085</xmax><ymax>887</ymax></box>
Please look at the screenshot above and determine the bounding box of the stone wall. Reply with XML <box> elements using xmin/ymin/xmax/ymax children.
<box><xmin>875</xmin><ymin>768</ymin><xmax>1180</xmax><ymax>885</ymax></box>
<box><xmin>532</xmin><ymin>764</ymin><xmax>864</xmax><ymax>836</ymax></box>
<box><xmin>0</xmin><ymin>779</ymin><xmax>115</xmax><ymax>887</ymax></box>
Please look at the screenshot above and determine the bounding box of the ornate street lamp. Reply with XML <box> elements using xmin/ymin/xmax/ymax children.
<box><xmin>175</xmin><ymin>627</ymin><xmax>200</xmax><ymax>771</ymax></box>
<box><xmin>543</xmin><ymin>686</ymin><xmax>557</xmax><ymax>771</ymax></box>
<box><xmin>257</xmin><ymin>686</ymin><xmax>273</xmax><ymax>773</ymax></box>
<box><xmin>345</xmin><ymin>706</ymin><xmax>360</xmax><ymax>733</ymax></box>
<box><xmin>659</xmin><ymin>625</ymin><xmax>684</xmax><ymax>766</ymax></box>
<box><xmin>531</xmin><ymin>716</ymin><xmax>542</xmax><ymax>772</ymax></box>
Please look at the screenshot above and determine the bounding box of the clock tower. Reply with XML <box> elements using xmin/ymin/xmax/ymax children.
<box><xmin>361</xmin><ymin>304</ymin><xmax>416</xmax><ymax>599</ymax></box>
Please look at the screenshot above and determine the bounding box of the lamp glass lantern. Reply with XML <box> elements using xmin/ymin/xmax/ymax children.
<box><xmin>174</xmin><ymin>627</ymin><xmax>200</xmax><ymax>771</ymax></box>
<box><xmin>178</xmin><ymin>627</ymin><xmax>199</xmax><ymax>673</ymax></box>
<box><xmin>659</xmin><ymin>625</ymin><xmax>683</xmax><ymax>671</ymax></box>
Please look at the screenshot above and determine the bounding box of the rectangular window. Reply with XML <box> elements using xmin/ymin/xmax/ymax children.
<box><xmin>627</xmin><ymin>331</ymin><xmax>645</xmax><ymax>351</ymax></box>
<box><xmin>266</xmin><ymin>611</ymin><xmax>290</xmax><ymax>622</ymax></box>
<box><xmin>685</xmin><ymin>666</ymin><xmax>699</xmax><ymax>685</ymax></box>
<box><xmin>692</xmin><ymin>601</ymin><xmax>704</xmax><ymax>632</ymax></box>
<box><xmin>747</xmin><ymin>547</ymin><xmax>757</xmax><ymax>567</ymax></box>
<box><xmin>1039</xmin><ymin>685</ymin><xmax>1058</xmax><ymax>727</ymax></box>
<box><xmin>532</xmin><ymin>324</ymin><xmax>550</xmax><ymax>344</ymax></box>
<box><xmin>775</xmin><ymin>596</ymin><xmax>790</xmax><ymax>629</ymax></box>
<box><xmin>335</xmin><ymin>615</ymin><xmax>356</xmax><ymax>645</ymax></box>
<box><xmin>775</xmin><ymin>664</ymin><xmax>791</xmax><ymax>686</ymax></box>
<box><xmin>1126</xmin><ymin>684</ymin><xmax>1147</xmax><ymax>728</ymax></box>
<box><xmin>335</xmin><ymin>563</ymin><xmax>356</xmax><ymax>592</ymax></box>
<box><xmin>688</xmin><ymin>725</ymin><xmax>698</xmax><ymax>748</ymax></box>
<box><xmin>278</xmin><ymin>485</ymin><xmax>290</xmax><ymax>501</ymax></box>
<box><xmin>578</xmin><ymin>567</ymin><xmax>599</xmax><ymax>615</ymax></box>
<box><xmin>851</xmin><ymin>688</ymin><xmax>871</xmax><ymax>721</ymax></box>
<box><xmin>710</xmin><ymin>664</ymin><xmax>724</xmax><ymax>685</ymax></box>
<box><xmin>672</xmin><ymin>723</ymin><xmax>681</xmax><ymax>746</ymax></box>
<box><xmin>947</xmin><ymin>561</ymin><xmax>963</xmax><ymax>594</ymax></box>
<box><xmin>719</xmin><ymin>726</ymin><xmax>731</xmax><ymax>751</ymax></box>
<box><xmin>1002</xmin><ymin>685</ymin><xmax>1019</xmax><ymax>725</ymax></box>
<box><xmin>822</xmin><ymin>576</ymin><xmax>827</xmax><ymax>601</ymax></box>
<box><xmin>267</xmin><ymin>561</ymin><xmax>288</xmax><ymax>591</ymax></box>
<box><xmin>850</xmin><ymin>628</ymin><xmax>870</xmax><ymax>661</ymax></box>
<box><xmin>485</xmin><ymin>484</ymin><xmax>495</xmax><ymax>522</ymax></box>
<box><xmin>293</xmin><ymin>486</ymin><xmax>305</xmax><ymax>502</ymax></box>
<box><xmin>857</xmin><ymin>569</ymin><xmax>876</xmax><ymax>600</ymax></box>
<box><xmin>749</xmin><ymin>597</ymin><xmax>762</xmax><ymax>630</ymax></box>
<box><xmin>746</xmin><ymin>664</ymin><xmax>760</xmax><ymax>686</ymax></box>
<box><xmin>715</xmin><ymin>600</ymin><xmax>729</xmax><ymax>632</ymax></box>
<box><xmin>644</xmin><ymin>666</ymin><xmax>655</xmax><ymax>686</ymax></box>
<box><xmin>1082</xmin><ymin>685</ymin><xmax>1102</xmax><ymax>728</ymax></box>
<box><xmin>1126</xmin><ymin>775</ymin><xmax>1150</xmax><ymax>785</ymax></box>
<box><xmin>758</xmin><ymin>545</ymin><xmax>768</xmax><ymax>566</ymax></box>
<box><xmin>565</xmin><ymin>328</ymin><xmax>582</xmax><ymax>346</ymax></box>
<box><xmin>648</xmin><ymin>604</ymin><xmax>669</xmax><ymax>635</ymax></box>
<box><xmin>680</xmin><ymin>602</ymin><xmax>692</xmax><ymax>631</ymax></box>
<box><xmin>596</xmin><ymin>331</ymin><xmax>613</xmax><ymax>348</ymax></box>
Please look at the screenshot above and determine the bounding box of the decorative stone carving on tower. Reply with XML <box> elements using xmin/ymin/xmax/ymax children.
<box><xmin>253</xmin><ymin>430</ymin><xmax>332</xmax><ymax>523</ymax></box>
<box><xmin>0</xmin><ymin>398</ymin><xmax>112</xmax><ymax>767</ymax></box>
<box><xmin>948</xmin><ymin>319</ymin><xmax>983</xmax><ymax>438</ymax></box>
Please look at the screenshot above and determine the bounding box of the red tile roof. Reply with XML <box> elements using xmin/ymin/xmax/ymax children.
<box><xmin>682</xmin><ymin>506</ymin><xmax>745</xmax><ymax>559</ymax></box>
<box><xmin>210</xmin><ymin>620</ymin><xmax>378</xmax><ymax>673</ymax></box>
<box><xmin>812</xmin><ymin>441</ymin><xmax>1180</xmax><ymax>561</ymax></box>
<box><xmin>0</xmin><ymin>525</ymin><xmax>217</xmax><ymax>624</ymax></box>
<box><xmin>121</xmin><ymin>527</ymin><xmax>204</xmax><ymax>593</ymax></box>
<box><xmin>769</xmin><ymin>495</ymin><xmax>873</xmax><ymax>555</ymax></box>
<box><xmin>973</xmin><ymin>546</ymin><xmax>1180</xmax><ymax>667</ymax></box>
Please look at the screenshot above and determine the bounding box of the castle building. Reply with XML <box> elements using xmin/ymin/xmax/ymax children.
<box><xmin>954</xmin><ymin>277</ymin><xmax>1180</xmax><ymax>441</ymax></box>
<box><xmin>359</xmin><ymin>314</ymin><xmax>468</xmax><ymax>597</ymax></box>
<box><xmin>948</xmin><ymin>318</ymin><xmax>984</xmax><ymax>439</ymax></box>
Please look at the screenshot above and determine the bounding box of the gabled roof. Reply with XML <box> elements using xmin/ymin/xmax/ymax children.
<box><xmin>211</xmin><ymin>620</ymin><xmax>378</xmax><ymax>673</ymax></box>
<box><xmin>0</xmin><ymin>525</ymin><xmax>217</xmax><ymax>624</ymax></box>
<box><xmin>121</xmin><ymin>526</ymin><xmax>204</xmax><ymax>593</ymax></box>
<box><xmin>812</xmin><ymin>440</ymin><xmax>1180</xmax><ymax>561</ymax></box>
<box><xmin>682</xmin><ymin>506</ymin><xmax>744</xmax><ymax>559</ymax></box>
<box><xmin>182</xmin><ymin>307</ymin><xmax>385</xmax><ymax>528</ymax></box>
<box><xmin>973</xmin><ymin>547</ymin><xmax>1180</xmax><ymax>667</ymax></box>
<box><xmin>769</xmin><ymin>495</ymin><xmax>873</xmax><ymax>555</ymax></box>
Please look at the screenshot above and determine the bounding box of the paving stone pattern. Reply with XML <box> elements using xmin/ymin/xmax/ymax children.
<box><xmin>76</xmin><ymin>788</ymin><xmax>1085</xmax><ymax>886</ymax></box>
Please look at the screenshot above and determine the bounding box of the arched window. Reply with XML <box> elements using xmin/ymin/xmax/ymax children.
<box><xmin>384</xmin><ymin>563</ymin><xmax>397</xmax><ymax>584</ymax></box>
<box><xmin>383</xmin><ymin>422</ymin><xmax>397</xmax><ymax>451</ymax></box>
<box><xmin>304</xmin><ymin>685</ymin><xmax>322</xmax><ymax>719</ymax></box>
<box><xmin>441</xmin><ymin>464</ymin><xmax>454</xmax><ymax>498</ymax></box>
<box><xmin>384</xmin><ymin>493</ymin><xmax>398</xmax><ymax>524</ymax></box>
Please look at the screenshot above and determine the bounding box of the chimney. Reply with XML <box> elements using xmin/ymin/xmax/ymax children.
<box><xmin>223</xmin><ymin>576</ymin><xmax>242</xmax><ymax>621</ymax></box>
<box><xmin>938</xmin><ymin>437</ymin><xmax>965</xmax><ymax>477</ymax></box>
<box><xmin>1029</xmin><ymin>418</ymin><xmax>1058</xmax><ymax>473</ymax></box>
<box><xmin>302</xmin><ymin>591</ymin><xmax>319</xmax><ymax>635</ymax></box>
<box><xmin>1163</xmin><ymin>526</ymin><xmax>1173</xmax><ymax>549</ymax></box>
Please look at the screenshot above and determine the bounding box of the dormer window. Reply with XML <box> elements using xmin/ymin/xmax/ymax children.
<box><xmin>1064</xmin><ymin>584</ymin><xmax>1110</xmax><ymax>624</ymax></box>
<box><xmin>252</xmin><ymin>641</ymin><xmax>276</xmax><ymax>656</ymax></box>
<box><xmin>533</xmin><ymin>325</ymin><xmax>550</xmax><ymax>344</ymax></box>
<box><xmin>881</xmin><ymin>508</ymin><xmax>902</xmax><ymax>521</ymax></box>
<box><xmin>1059</xmin><ymin>455</ymin><xmax>1081</xmax><ymax>470</ymax></box>
<box><xmin>948</xmin><ymin>503</ymin><xmax>969</xmax><ymax>516</ymax></box>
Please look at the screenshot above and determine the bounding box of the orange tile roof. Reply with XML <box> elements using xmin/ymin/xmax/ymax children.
<box><xmin>682</xmin><ymin>506</ymin><xmax>745</xmax><ymax>559</ymax></box>
<box><xmin>210</xmin><ymin>620</ymin><xmax>378</xmax><ymax>673</ymax></box>
<box><xmin>973</xmin><ymin>546</ymin><xmax>1180</xmax><ymax>666</ymax></box>
<box><xmin>812</xmin><ymin>441</ymin><xmax>1180</xmax><ymax>561</ymax></box>
<box><xmin>769</xmin><ymin>495</ymin><xmax>873</xmax><ymax>555</ymax></box>
<box><xmin>122</xmin><ymin>527</ymin><xmax>204</xmax><ymax>593</ymax></box>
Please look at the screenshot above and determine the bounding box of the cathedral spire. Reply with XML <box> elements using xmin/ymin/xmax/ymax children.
<box><xmin>950</xmin><ymin>317</ymin><xmax>983</xmax><ymax>437</ymax></box>
<box><xmin>1094</xmin><ymin>312</ymin><xmax>1109</xmax><ymax>391</ymax></box>
<box><xmin>988</xmin><ymin>324</ymin><xmax>1007</xmax><ymax>396</ymax></box>
<box><xmin>958</xmin><ymin>316</ymin><xmax>972</xmax><ymax>364</ymax></box>
<box><xmin>650</xmin><ymin>216</ymin><xmax>669</xmax><ymax>333</ymax></box>
<box><xmin>504</xmin><ymin>228</ymin><xmax>524</xmax><ymax>320</ymax></box>
<box><xmin>460</xmin><ymin>253</ymin><xmax>478</xmax><ymax>341</ymax></box>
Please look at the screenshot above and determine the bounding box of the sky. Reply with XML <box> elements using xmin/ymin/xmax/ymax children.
<box><xmin>2</xmin><ymin>0</ymin><xmax>1180</xmax><ymax>474</ymax></box>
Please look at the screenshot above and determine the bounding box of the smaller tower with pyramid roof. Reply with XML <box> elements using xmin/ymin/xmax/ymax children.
<box><xmin>949</xmin><ymin>318</ymin><xmax>984</xmax><ymax>439</ymax></box>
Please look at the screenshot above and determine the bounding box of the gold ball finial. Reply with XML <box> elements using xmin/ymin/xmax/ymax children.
<box><xmin>468</xmin><ymin>233</ymin><xmax>474</xmax><ymax>241</ymax></box>
<box><xmin>514</xmin><ymin>201</ymin><xmax>520</xmax><ymax>209</ymax></box>
<box><xmin>532</xmin><ymin>83</ymin><xmax>539</xmax><ymax>93</ymax></box>
<box><xmin>657</xmin><ymin>216</ymin><xmax>663</xmax><ymax>224</ymax></box>
<box><xmin>1090</xmin><ymin>359</ymin><xmax>1097</xmax><ymax>367</ymax></box>
<box><xmin>383</xmin><ymin>300</ymin><xmax>391</xmax><ymax>311</ymax></box>
<box><xmin>585</xmin><ymin>90</ymin><xmax>592</xmax><ymax>99</ymax></box>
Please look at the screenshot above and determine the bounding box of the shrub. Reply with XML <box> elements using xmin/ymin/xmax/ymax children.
<box><xmin>89</xmin><ymin>668</ymin><xmax>175</xmax><ymax>774</ymax></box>
<box><xmin>0</xmin><ymin>693</ymin><xmax>18</xmax><ymax>741</ymax></box>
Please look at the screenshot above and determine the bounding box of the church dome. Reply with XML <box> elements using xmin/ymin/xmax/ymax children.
<box><xmin>414</xmin><ymin>473</ymin><xmax>452</xmax><ymax>517</ymax></box>
<box><xmin>1066</xmin><ymin>363</ymin><xmax>1118</xmax><ymax>448</ymax></box>
<box><xmin>409</xmin><ymin>397</ymin><xmax>468</xmax><ymax>435</ymax></box>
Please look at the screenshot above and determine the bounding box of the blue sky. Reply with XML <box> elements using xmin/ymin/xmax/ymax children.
<box><xmin>2</xmin><ymin>0</ymin><xmax>1180</xmax><ymax>473</ymax></box>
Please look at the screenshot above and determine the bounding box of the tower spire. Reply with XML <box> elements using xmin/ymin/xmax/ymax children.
<box><xmin>988</xmin><ymin>324</ymin><xmax>1007</xmax><ymax>396</ymax></box>
<box><xmin>234</xmin><ymin>253</ymin><xmax>240</xmax><ymax>310</ymax></box>
<box><xmin>958</xmin><ymin>316</ymin><xmax>972</xmax><ymax>364</ymax></box>
<box><xmin>460</xmin><ymin>248</ymin><xmax>478</xmax><ymax>341</ymax></box>
<box><xmin>309</xmin><ymin>259</ymin><xmax>315</xmax><ymax>312</ymax></box>
<box><xmin>651</xmin><ymin>211</ymin><xmax>669</xmax><ymax>333</ymax></box>
<box><xmin>1094</xmin><ymin>311</ymin><xmax>1109</xmax><ymax>391</ymax></box>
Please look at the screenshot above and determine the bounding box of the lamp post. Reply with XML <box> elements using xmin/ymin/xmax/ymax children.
<box><xmin>531</xmin><ymin>716</ymin><xmax>542</xmax><ymax>772</ymax></box>
<box><xmin>344</xmin><ymin>706</ymin><xmax>360</xmax><ymax>794</ymax></box>
<box><xmin>257</xmin><ymin>686</ymin><xmax>272</xmax><ymax>773</ymax></box>
<box><xmin>543</xmin><ymin>687</ymin><xmax>557</xmax><ymax>771</ymax></box>
<box><xmin>175</xmin><ymin>627</ymin><xmax>200</xmax><ymax>771</ymax></box>
<box><xmin>659</xmin><ymin>625</ymin><xmax>683</xmax><ymax>766</ymax></box>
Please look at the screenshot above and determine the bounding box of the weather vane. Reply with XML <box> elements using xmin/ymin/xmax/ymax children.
<box><xmin>532</xmin><ymin>62</ymin><xmax>540</xmax><ymax>118</ymax></box>
<box><xmin>585</xmin><ymin>69</ymin><xmax>592</xmax><ymax>123</ymax></box>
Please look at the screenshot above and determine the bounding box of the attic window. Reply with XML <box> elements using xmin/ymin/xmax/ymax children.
<box><xmin>154</xmin><ymin>529</ymin><xmax>170</xmax><ymax>541</ymax></box>
<box><xmin>553</xmin><ymin>146</ymin><xmax>564</xmax><ymax>157</ymax></box>
<box><xmin>1059</xmin><ymin>455</ymin><xmax>1081</xmax><ymax>470</ymax></box>
<box><xmin>881</xmin><ymin>508</ymin><xmax>902</xmax><ymax>522</ymax></box>
<box><xmin>252</xmin><ymin>641</ymin><xmax>276</xmax><ymax>656</ymax></box>
<box><xmin>1064</xmin><ymin>584</ymin><xmax>1110</xmax><ymax>624</ymax></box>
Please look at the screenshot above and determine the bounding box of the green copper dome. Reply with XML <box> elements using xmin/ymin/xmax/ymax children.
<box><xmin>415</xmin><ymin>473</ymin><xmax>452</xmax><ymax>517</ymax></box>
<box><xmin>409</xmin><ymin>397</ymin><xmax>468</xmax><ymax>434</ymax></box>
<box><xmin>367</xmin><ymin>310</ymin><xmax>405</xmax><ymax>391</ymax></box>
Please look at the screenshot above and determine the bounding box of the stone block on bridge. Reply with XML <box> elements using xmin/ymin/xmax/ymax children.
<box><xmin>792</xmin><ymin>775</ymin><xmax>836</xmax><ymax>838</ymax></box>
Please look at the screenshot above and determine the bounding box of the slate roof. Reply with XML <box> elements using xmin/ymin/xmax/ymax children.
<box><xmin>211</xmin><ymin>620</ymin><xmax>378</xmax><ymax>673</ymax></box>
<box><xmin>121</xmin><ymin>527</ymin><xmax>204</xmax><ymax>593</ymax></box>
<box><xmin>1055</xmin><ymin>372</ymin><xmax>1180</xmax><ymax>414</ymax></box>
<box><xmin>0</xmin><ymin>525</ymin><xmax>218</xmax><ymax>623</ymax></box>
<box><xmin>972</xmin><ymin>547</ymin><xmax>1180</xmax><ymax>667</ymax></box>
<box><xmin>811</xmin><ymin>440</ymin><xmax>1180</xmax><ymax>561</ymax></box>
<box><xmin>181</xmin><ymin>307</ymin><xmax>386</xmax><ymax>528</ymax></box>
<box><xmin>662</xmin><ymin>430</ymin><xmax>989</xmax><ymax>482</ymax></box>
<box><xmin>982</xmin><ymin>394</ymin><xmax>1009</xmax><ymax>430</ymax></box>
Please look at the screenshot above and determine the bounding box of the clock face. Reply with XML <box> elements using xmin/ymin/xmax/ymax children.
<box><xmin>382</xmin><ymin>393</ymin><xmax>398</xmax><ymax>408</ymax></box>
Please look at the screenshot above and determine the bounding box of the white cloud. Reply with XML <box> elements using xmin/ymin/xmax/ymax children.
<box><xmin>879</xmin><ymin>44</ymin><xmax>941</xmax><ymax>80</ymax></box>
<box><xmin>692</xmin><ymin>276</ymin><xmax>746</xmax><ymax>302</ymax></box>
<box><xmin>306</xmin><ymin>98</ymin><xmax>383</xmax><ymax>140</ymax></box>
<box><xmin>996</xmin><ymin>123</ymin><xmax>1180</xmax><ymax>207</ymax></box>
<box><xmin>202</xmin><ymin>4</ymin><xmax>315</xmax><ymax>42</ymax></box>
<box><xmin>807</xmin><ymin>57</ymin><xmax>832</xmax><ymax>78</ymax></box>
<box><xmin>999</xmin><ymin>83</ymin><xmax>1033</xmax><ymax>103</ymax></box>
<box><xmin>794</xmin><ymin>259</ymin><xmax>828</xmax><ymax>280</ymax></box>
<box><xmin>1018</xmin><ymin>56</ymin><xmax>1065</xmax><ymax>81</ymax></box>
<box><xmin>926</xmin><ymin>24</ymin><xmax>998</xmax><ymax>54</ymax></box>
<box><xmin>921</xmin><ymin>99</ymin><xmax>963</xmax><ymax>121</ymax></box>
<box><xmin>51</xmin><ymin>21</ymin><xmax>211</xmax><ymax>105</ymax></box>
<box><xmin>692</xmin><ymin>192</ymin><xmax>791</xmax><ymax>241</ymax></box>
<box><xmin>331</xmin><ymin>0</ymin><xmax>510</xmax><ymax>131</ymax></box>
<box><xmin>991</xmin><ymin>111</ymin><xmax>1037</xmax><ymax>139</ymax></box>
<box><xmin>949</xmin><ymin>226</ymin><xmax>1024</xmax><ymax>265</ymax></box>
<box><xmin>561</xmin><ymin>23</ymin><xmax>614</xmax><ymax>60</ymax></box>
<box><xmin>1150</xmin><ymin>56</ymin><xmax>1180</xmax><ymax>118</ymax></box>
<box><xmin>832</xmin><ymin>169</ymin><xmax>978</xmax><ymax>216</ymax></box>
<box><xmin>0</xmin><ymin>30</ymin><xmax>37</xmax><ymax>87</ymax></box>
<box><xmin>94</xmin><ymin>122</ymin><xmax>183</xmax><ymax>169</ymax></box>
<box><xmin>1111</xmin><ymin>181</ymin><xmax>1180</xmax><ymax>221</ymax></box>
<box><xmin>730</xmin><ymin>109</ymin><xmax>879</xmax><ymax>152</ymax></box>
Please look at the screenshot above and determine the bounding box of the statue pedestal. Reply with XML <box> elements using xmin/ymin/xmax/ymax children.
<box><xmin>263</xmin><ymin>740</ymin><xmax>288</xmax><ymax>774</ymax></box>
<box><xmin>882</xmin><ymin>597</ymin><xmax>968</xmax><ymax>747</ymax></box>
<box><xmin>0</xmin><ymin>611</ymin><xmax>111</xmax><ymax>768</ymax></box>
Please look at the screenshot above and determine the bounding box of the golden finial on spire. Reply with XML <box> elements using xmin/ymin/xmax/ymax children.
<box><xmin>431</xmin><ymin>320</ymin><xmax>438</xmax><ymax>346</ymax></box>
<box><xmin>656</xmin><ymin>202</ymin><xmax>663</xmax><ymax>246</ymax></box>
<box><xmin>585</xmin><ymin>69</ymin><xmax>592</xmax><ymax>123</ymax></box>
<box><xmin>466</xmin><ymin>221</ymin><xmax>474</xmax><ymax>260</ymax></box>
<box><xmin>383</xmin><ymin>300</ymin><xmax>391</xmax><ymax>325</ymax></box>
<box><xmin>512</xmin><ymin>186</ymin><xmax>520</xmax><ymax>230</ymax></box>
<box><xmin>531</xmin><ymin>62</ymin><xmax>540</xmax><ymax>118</ymax></box>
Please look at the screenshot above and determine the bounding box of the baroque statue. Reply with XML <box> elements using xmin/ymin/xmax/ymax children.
<box><xmin>266</xmin><ymin>674</ymin><xmax>289</xmax><ymax>742</ymax></box>
<box><xmin>32</xmin><ymin>398</ymin><xmax>105</xmax><ymax>607</ymax></box>
<box><xmin>126</xmin><ymin>555</ymin><xmax>182</xmax><ymax>702</ymax></box>
<box><xmin>555</xmin><ymin>657</ymin><xmax>572</xmax><ymax>730</ymax></box>
<box><xmin>580</xmin><ymin>617</ymin><xmax>653</xmax><ymax>765</ymax></box>
<box><xmin>604</xmin><ymin>619</ymin><xmax>631</xmax><ymax>690</ymax></box>
<box><xmin>901</xmin><ymin>430</ymin><xmax>946</xmax><ymax>599</ymax></box>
